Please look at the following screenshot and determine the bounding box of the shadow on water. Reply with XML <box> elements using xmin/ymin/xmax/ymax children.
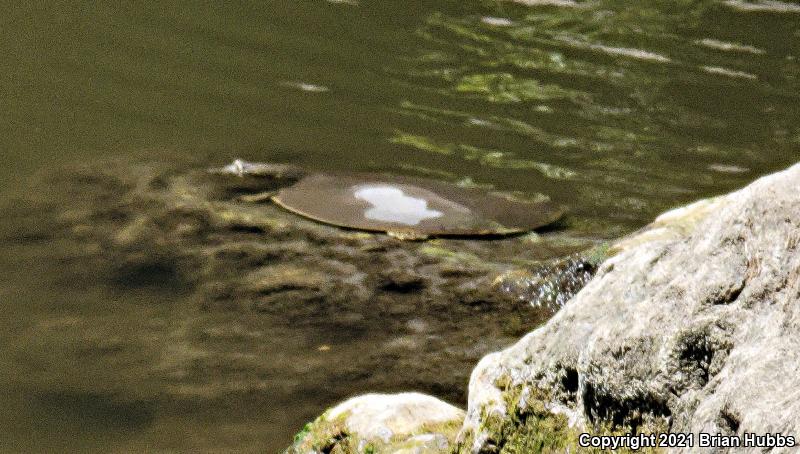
<box><xmin>110</xmin><ymin>258</ymin><xmax>190</xmax><ymax>293</ymax></box>
<box><xmin>33</xmin><ymin>391</ymin><xmax>156</xmax><ymax>432</ymax></box>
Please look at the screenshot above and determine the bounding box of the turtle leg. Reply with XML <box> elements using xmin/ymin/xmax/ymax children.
<box><xmin>387</xmin><ymin>230</ymin><xmax>430</xmax><ymax>241</ymax></box>
<box><xmin>236</xmin><ymin>191</ymin><xmax>277</xmax><ymax>203</ymax></box>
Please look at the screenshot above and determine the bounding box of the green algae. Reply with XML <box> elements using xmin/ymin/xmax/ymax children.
<box><xmin>390</xmin><ymin>132</ymin><xmax>576</xmax><ymax>180</ymax></box>
<box><xmin>389</xmin><ymin>131</ymin><xmax>456</xmax><ymax>156</ymax></box>
<box><xmin>419</xmin><ymin>244</ymin><xmax>482</xmax><ymax>265</ymax></box>
<box><xmin>461</xmin><ymin>145</ymin><xmax>576</xmax><ymax>179</ymax></box>
<box><xmin>393</xmin><ymin>101</ymin><xmax>588</xmax><ymax>152</ymax></box>
<box><xmin>293</xmin><ymin>422</ymin><xmax>313</xmax><ymax>444</ymax></box>
<box><xmin>426</xmin><ymin>12</ymin><xmax>497</xmax><ymax>46</ymax></box>
<box><xmin>458</xmin><ymin>378</ymin><xmax>665</xmax><ymax>454</ymax></box>
<box><xmin>287</xmin><ymin>409</ymin><xmax>462</xmax><ymax>454</ymax></box>
<box><xmin>583</xmin><ymin>242</ymin><xmax>612</xmax><ymax>266</ymax></box>
<box><xmin>395</xmin><ymin>163</ymin><xmax>460</xmax><ymax>181</ymax></box>
<box><xmin>286</xmin><ymin>410</ymin><xmax>357</xmax><ymax>454</ymax></box>
<box><xmin>455</xmin><ymin>73</ymin><xmax>584</xmax><ymax>104</ymax></box>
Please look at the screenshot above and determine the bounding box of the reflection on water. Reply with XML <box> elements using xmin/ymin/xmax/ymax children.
<box><xmin>280</xmin><ymin>81</ymin><xmax>331</xmax><ymax>93</ymax></box>
<box><xmin>723</xmin><ymin>0</ymin><xmax>800</xmax><ymax>13</ymax></box>
<box><xmin>392</xmin><ymin>0</ymin><xmax>799</xmax><ymax>229</ymax></box>
<box><xmin>354</xmin><ymin>185</ymin><xmax>445</xmax><ymax>225</ymax></box>
<box><xmin>1</xmin><ymin>0</ymin><xmax>799</xmax><ymax>451</ymax></box>
<box><xmin>696</xmin><ymin>37</ymin><xmax>766</xmax><ymax>54</ymax></box>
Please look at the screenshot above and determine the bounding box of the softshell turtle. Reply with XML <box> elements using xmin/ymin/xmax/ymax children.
<box><xmin>211</xmin><ymin>159</ymin><xmax>563</xmax><ymax>240</ymax></box>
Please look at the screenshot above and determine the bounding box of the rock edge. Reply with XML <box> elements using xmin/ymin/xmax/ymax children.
<box><xmin>288</xmin><ymin>162</ymin><xmax>800</xmax><ymax>453</ymax></box>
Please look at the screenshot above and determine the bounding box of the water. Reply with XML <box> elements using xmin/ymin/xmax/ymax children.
<box><xmin>1</xmin><ymin>0</ymin><xmax>799</xmax><ymax>451</ymax></box>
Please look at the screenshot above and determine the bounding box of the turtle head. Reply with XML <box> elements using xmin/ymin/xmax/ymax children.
<box><xmin>207</xmin><ymin>159</ymin><xmax>308</xmax><ymax>198</ymax></box>
<box><xmin>209</xmin><ymin>159</ymin><xmax>307</xmax><ymax>180</ymax></box>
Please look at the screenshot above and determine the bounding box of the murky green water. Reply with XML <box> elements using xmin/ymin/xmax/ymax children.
<box><xmin>1</xmin><ymin>0</ymin><xmax>799</xmax><ymax>451</ymax></box>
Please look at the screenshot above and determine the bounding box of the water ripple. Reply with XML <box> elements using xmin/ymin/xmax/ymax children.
<box><xmin>387</xmin><ymin>1</ymin><xmax>800</xmax><ymax>230</ymax></box>
<box><xmin>695</xmin><ymin>38</ymin><xmax>766</xmax><ymax>55</ymax></box>
<box><xmin>702</xmin><ymin>66</ymin><xmax>758</xmax><ymax>80</ymax></box>
<box><xmin>556</xmin><ymin>37</ymin><xmax>672</xmax><ymax>63</ymax></box>
<box><xmin>723</xmin><ymin>0</ymin><xmax>800</xmax><ymax>13</ymax></box>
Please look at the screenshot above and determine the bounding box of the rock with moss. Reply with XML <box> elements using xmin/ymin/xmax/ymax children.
<box><xmin>286</xmin><ymin>393</ymin><xmax>465</xmax><ymax>453</ymax></box>
<box><xmin>460</xmin><ymin>163</ymin><xmax>800</xmax><ymax>453</ymax></box>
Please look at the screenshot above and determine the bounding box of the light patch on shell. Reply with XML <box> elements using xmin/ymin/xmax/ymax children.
<box><xmin>354</xmin><ymin>185</ymin><xmax>445</xmax><ymax>226</ymax></box>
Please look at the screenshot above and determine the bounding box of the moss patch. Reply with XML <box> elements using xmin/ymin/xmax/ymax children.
<box><xmin>419</xmin><ymin>244</ymin><xmax>482</xmax><ymax>265</ymax></box>
<box><xmin>458</xmin><ymin>378</ymin><xmax>666</xmax><ymax>453</ymax></box>
<box><xmin>287</xmin><ymin>408</ymin><xmax>462</xmax><ymax>453</ymax></box>
<box><xmin>286</xmin><ymin>411</ymin><xmax>358</xmax><ymax>454</ymax></box>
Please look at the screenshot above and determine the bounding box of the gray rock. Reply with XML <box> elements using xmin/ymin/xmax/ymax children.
<box><xmin>287</xmin><ymin>393</ymin><xmax>464</xmax><ymax>453</ymax></box>
<box><xmin>460</xmin><ymin>162</ymin><xmax>800</xmax><ymax>452</ymax></box>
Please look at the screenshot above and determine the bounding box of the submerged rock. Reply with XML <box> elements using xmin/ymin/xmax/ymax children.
<box><xmin>3</xmin><ymin>158</ymin><xmax>601</xmax><ymax>450</ymax></box>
